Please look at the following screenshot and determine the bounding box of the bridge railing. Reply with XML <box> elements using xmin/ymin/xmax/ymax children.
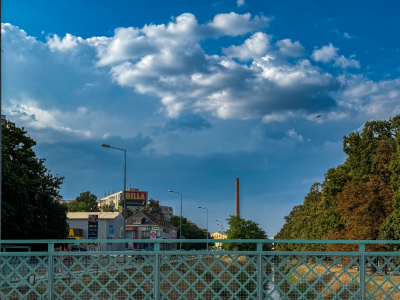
<box><xmin>1</xmin><ymin>239</ymin><xmax>400</xmax><ymax>299</ymax></box>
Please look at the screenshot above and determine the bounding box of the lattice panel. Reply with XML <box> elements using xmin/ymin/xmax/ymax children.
<box><xmin>52</xmin><ymin>253</ymin><xmax>154</xmax><ymax>300</ymax></box>
<box><xmin>263</xmin><ymin>254</ymin><xmax>361</xmax><ymax>300</ymax></box>
<box><xmin>0</xmin><ymin>255</ymin><xmax>49</xmax><ymax>299</ymax></box>
<box><xmin>365</xmin><ymin>255</ymin><xmax>400</xmax><ymax>300</ymax></box>
<box><xmin>159</xmin><ymin>253</ymin><xmax>258</xmax><ymax>300</ymax></box>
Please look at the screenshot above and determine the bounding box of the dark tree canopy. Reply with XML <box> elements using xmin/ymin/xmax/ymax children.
<box><xmin>276</xmin><ymin>115</ymin><xmax>400</xmax><ymax>251</ymax></box>
<box><xmin>68</xmin><ymin>191</ymin><xmax>99</xmax><ymax>212</ymax></box>
<box><xmin>2</xmin><ymin>121</ymin><xmax>68</xmax><ymax>239</ymax></box>
<box><xmin>169</xmin><ymin>215</ymin><xmax>210</xmax><ymax>250</ymax></box>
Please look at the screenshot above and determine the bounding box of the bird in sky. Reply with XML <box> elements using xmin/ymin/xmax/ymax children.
<box><xmin>316</xmin><ymin>115</ymin><xmax>321</xmax><ymax>118</ymax></box>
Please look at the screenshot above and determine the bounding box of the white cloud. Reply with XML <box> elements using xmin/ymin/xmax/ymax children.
<box><xmin>312</xmin><ymin>43</ymin><xmax>338</xmax><ymax>62</ymax></box>
<box><xmin>223</xmin><ymin>32</ymin><xmax>270</xmax><ymax>60</ymax></box>
<box><xmin>205</xmin><ymin>12</ymin><xmax>271</xmax><ymax>37</ymax></box>
<box><xmin>47</xmin><ymin>33</ymin><xmax>83</xmax><ymax>52</ymax></box>
<box><xmin>2</xmin><ymin>13</ymin><xmax>400</xmax><ymax>137</ymax></box>
<box><xmin>286</xmin><ymin>129</ymin><xmax>304</xmax><ymax>142</ymax></box>
<box><xmin>237</xmin><ymin>0</ymin><xmax>245</xmax><ymax>7</ymax></box>
<box><xmin>312</xmin><ymin>43</ymin><xmax>360</xmax><ymax>69</ymax></box>
<box><xmin>4</xmin><ymin>98</ymin><xmax>94</xmax><ymax>139</ymax></box>
<box><xmin>276</xmin><ymin>39</ymin><xmax>305</xmax><ymax>57</ymax></box>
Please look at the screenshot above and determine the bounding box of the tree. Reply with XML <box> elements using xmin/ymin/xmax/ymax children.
<box><xmin>225</xmin><ymin>215</ymin><xmax>271</xmax><ymax>251</ymax></box>
<box><xmin>170</xmin><ymin>216</ymin><xmax>210</xmax><ymax>250</ymax></box>
<box><xmin>2</xmin><ymin>120</ymin><xmax>68</xmax><ymax>239</ymax></box>
<box><xmin>275</xmin><ymin>115</ymin><xmax>400</xmax><ymax>250</ymax></box>
<box><xmin>144</xmin><ymin>199</ymin><xmax>164</xmax><ymax>218</ymax></box>
<box><xmin>326</xmin><ymin>175</ymin><xmax>393</xmax><ymax>252</ymax></box>
<box><xmin>380</xmin><ymin>131</ymin><xmax>400</xmax><ymax>249</ymax></box>
<box><xmin>274</xmin><ymin>183</ymin><xmax>338</xmax><ymax>251</ymax></box>
<box><xmin>68</xmin><ymin>191</ymin><xmax>99</xmax><ymax>212</ymax></box>
<box><xmin>101</xmin><ymin>203</ymin><xmax>115</xmax><ymax>212</ymax></box>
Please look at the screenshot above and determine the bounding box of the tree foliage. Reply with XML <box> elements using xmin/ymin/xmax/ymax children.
<box><xmin>144</xmin><ymin>199</ymin><xmax>164</xmax><ymax>219</ymax></box>
<box><xmin>276</xmin><ymin>115</ymin><xmax>400</xmax><ymax>251</ymax></box>
<box><xmin>68</xmin><ymin>191</ymin><xmax>99</xmax><ymax>212</ymax></box>
<box><xmin>2</xmin><ymin>120</ymin><xmax>68</xmax><ymax>239</ymax></box>
<box><xmin>170</xmin><ymin>216</ymin><xmax>210</xmax><ymax>250</ymax></box>
<box><xmin>225</xmin><ymin>215</ymin><xmax>270</xmax><ymax>251</ymax></box>
<box><xmin>101</xmin><ymin>203</ymin><xmax>115</xmax><ymax>212</ymax></box>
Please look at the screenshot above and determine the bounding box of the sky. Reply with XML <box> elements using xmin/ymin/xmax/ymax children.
<box><xmin>2</xmin><ymin>0</ymin><xmax>400</xmax><ymax>237</ymax></box>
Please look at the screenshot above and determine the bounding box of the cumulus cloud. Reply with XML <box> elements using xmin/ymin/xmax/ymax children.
<box><xmin>223</xmin><ymin>32</ymin><xmax>270</xmax><ymax>60</ymax></box>
<box><xmin>237</xmin><ymin>0</ymin><xmax>245</xmax><ymax>7</ymax></box>
<box><xmin>276</xmin><ymin>39</ymin><xmax>305</xmax><ymax>57</ymax></box>
<box><xmin>47</xmin><ymin>33</ymin><xmax>83</xmax><ymax>51</ymax></box>
<box><xmin>312</xmin><ymin>43</ymin><xmax>360</xmax><ymax>69</ymax></box>
<box><xmin>2</xmin><ymin>12</ymin><xmax>400</xmax><ymax>136</ymax></box>
<box><xmin>205</xmin><ymin>12</ymin><xmax>271</xmax><ymax>37</ymax></box>
<box><xmin>4</xmin><ymin>98</ymin><xmax>94</xmax><ymax>139</ymax></box>
<box><xmin>286</xmin><ymin>129</ymin><xmax>304</xmax><ymax>142</ymax></box>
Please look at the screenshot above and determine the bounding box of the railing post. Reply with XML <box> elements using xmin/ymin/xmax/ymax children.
<box><xmin>154</xmin><ymin>242</ymin><xmax>160</xmax><ymax>300</ymax></box>
<box><xmin>257</xmin><ymin>242</ymin><xmax>263</xmax><ymax>300</ymax></box>
<box><xmin>48</xmin><ymin>243</ymin><xmax>54</xmax><ymax>300</ymax></box>
<box><xmin>359</xmin><ymin>243</ymin><xmax>366</xmax><ymax>300</ymax></box>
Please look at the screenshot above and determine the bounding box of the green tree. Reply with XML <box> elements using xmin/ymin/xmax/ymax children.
<box><xmin>380</xmin><ymin>131</ymin><xmax>400</xmax><ymax>249</ymax></box>
<box><xmin>225</xmin><ymin>215</ymin><xmax>270</xmax><ymax>251</ymax></box>
<box><xmin>144</xmin><ymin>199</ymin><xmax>164</xmax><ymax>218</ymax></box>
<box><xmin>2</xmin><ymin>120</ymin><xmax>68</xmax><ymax>239</ymax></box>
<box><xmin>275</xmin><ymin>115</ymin><xmax>400</xmax><ymax>250</ymax></box>
<box><xmin>170</xmin><ymin>216</ymin><xmax>210</xmax><ymax>250</ymax></box>
<box><xmin>101</xmin><ymin>204</ymin><xmax>115</xmax><ymax>212</ymax></box>
<box><xmin>68</xmin><ymin>191</ymin><xmax>99</xmax><ymax>212</ymax></box>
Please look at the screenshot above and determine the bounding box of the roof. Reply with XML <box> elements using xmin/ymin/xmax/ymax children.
<box><xmin>67</xmin><ymin>212</ymin><xmax>122</xmax><ymax>220</ymax></box>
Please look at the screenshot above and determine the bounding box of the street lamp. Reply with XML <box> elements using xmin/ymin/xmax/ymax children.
<box><xmin>101</xmin><ymin>143</ymin><xmax>127</xmax><ymax>250</ymax></box>
<box><xmin>215</xmin><ymin>219</ymin><xmax>224</xmax><ymax>234</ymax></box>
<box><xmin>198</xmin><ymin>206</ymin><xmax>209</xmax><ymax>250</ymax></box>
<box><xmin>168</xmin><ymin>190</ymin><xmax>182</xmax><ymax>250</ymax></box>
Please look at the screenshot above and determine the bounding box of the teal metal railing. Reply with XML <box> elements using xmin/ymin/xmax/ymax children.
<box><xmin>2</xmin><ymin>239</ymin><xmax>400</xmax><ymax>299</ymax></box>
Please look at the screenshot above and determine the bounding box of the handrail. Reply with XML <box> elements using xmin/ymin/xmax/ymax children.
<box><xmin>1</xmin><ymin>238</ymin><xmax>400</xmax><ymax>244</ymax></box>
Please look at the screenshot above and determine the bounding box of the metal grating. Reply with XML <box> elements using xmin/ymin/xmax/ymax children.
<box><xmin>2</xmin><ymin>239</ymin><xmax>400</xmax><ymax>299</ymax></box>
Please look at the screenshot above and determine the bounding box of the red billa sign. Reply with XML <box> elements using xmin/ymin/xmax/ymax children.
<box><xmin>125</xmin><ymin>191</ymin><xmax>148</xmax><ymax>207</ymax></box>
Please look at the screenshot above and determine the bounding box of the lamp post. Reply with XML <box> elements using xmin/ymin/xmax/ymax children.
<box><xmin>215</xmin><ymin>219</ymin><xmax>224</xmax><ymax>234</ymax></box>
<box><xmin>198</xmin><ymin>206</ymin><xmax>209</xmax><ymax>250</ymax></box>
<box><xmin>101</xmin><ymin>143</ymin><xmax>126</xmax><ymax>250</ymax></box>
<box><xmin>168</xmin><ymin>190</ymin><xmax>182</xmax><ymax>250</ymax></box>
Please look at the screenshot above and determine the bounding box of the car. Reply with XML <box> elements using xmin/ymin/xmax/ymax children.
<box><xmin>70</xmin><ymin>245</ymin><xmax>87</xmax><ymax>251</ymax></box>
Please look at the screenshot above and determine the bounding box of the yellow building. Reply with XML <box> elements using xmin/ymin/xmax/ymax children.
<box><xmin>211</xmin><ymin>232</ymin><xmax>227</xmax><ymax>249</ymax></box>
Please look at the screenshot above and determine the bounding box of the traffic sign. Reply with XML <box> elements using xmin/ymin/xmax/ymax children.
<box><xmin>180</xmin><ymin>236</ymin><xmax>185</xmax><ymax>239</ymax></box>
<box><xmin>150</xmin><ymin>231</ymin><xmax>157</xmax><ymax>239</ymax></box>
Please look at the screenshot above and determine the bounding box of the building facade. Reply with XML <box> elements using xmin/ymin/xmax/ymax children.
<box><xmin>211</xmin><ymin>232</ymin><xmax>227</xmax><ymax>249</ymax></box>
<box><xmin>126</xmin><ymin>211</ymin><xmax>177</xmax><ymax>251</ymax></box>
<box><xmin>67</xmin><ymin>212</ymin><xmax>124</xmax><ymax>251</ymax></box>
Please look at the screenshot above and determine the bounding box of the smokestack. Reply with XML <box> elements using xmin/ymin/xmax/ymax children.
<box><xmin>235</xmin><ymin>178</ymin><xmax>240</xmax><ymax>216</ymax></box>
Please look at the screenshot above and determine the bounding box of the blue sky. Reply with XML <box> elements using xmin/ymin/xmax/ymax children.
<box><xmin>2</xmin><ymin>0</ymin><xmax>400</xmax><ymax>237</ymax></box>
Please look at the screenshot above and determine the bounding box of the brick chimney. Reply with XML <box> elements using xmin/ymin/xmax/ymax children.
<box><xmin>235</xmin><ymin>178</ymin><xmax>240</xmax><ymax>217</ymax></box>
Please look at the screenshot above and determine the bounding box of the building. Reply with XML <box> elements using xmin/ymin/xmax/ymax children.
<box><xmin>97</xmin><ymin>190</ymin><xmax>124</xmax><ymax>211</ymax></box>
<box><xmin>97</xmin><ymin>190</ymin><xmax>174</xmax><ymax>219</ymax></box>
<box><xmin>160</xmin><ymin>205</ymin><xmax>174</xmax><ymax>219</ymax></box>
<box><xmin>211</xmin><ymin>232</ymin><xmax>227</xmax><ymax>249</ymax></box>
<box><xmin>67</xmin><ymin>212</ymin><xmax>124</xmax><ymax>251</ymax></box>
<box><xmin>126</xmin><ymin>210</ymin><xmax>177</xmax><ymax>251</ymax></box>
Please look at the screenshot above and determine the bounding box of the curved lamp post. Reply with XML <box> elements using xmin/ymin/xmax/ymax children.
<box><xmin>101</xmin><ymin>143</ymin><xmax>126</xmax><ymax>250</ymax></box>
<box><xmin>168</xmin><ymin>190</ymin><xmax>182</xmax><ymax>250</ymax></box>
<box><xmin>198</xmin><ymin>206</ymin><xmax>209</xmax><ymax>250</ymax></box>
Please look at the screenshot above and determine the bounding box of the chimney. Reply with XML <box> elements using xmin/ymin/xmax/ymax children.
<box><xmin>235</xmin><ymin>178</ymin><xmax>240</xmax><ymax>216</ymax></box>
